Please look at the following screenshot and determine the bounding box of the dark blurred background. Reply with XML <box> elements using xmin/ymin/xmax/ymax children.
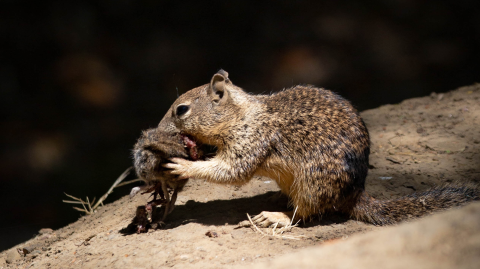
<box><xmin>1</xmin><ymin>0</ymin><xmax>479</xmax><ymax>251</ymax></box>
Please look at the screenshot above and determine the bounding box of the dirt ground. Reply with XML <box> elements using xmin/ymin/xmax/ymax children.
<box><xmin>246</xmin><ymin>201</ymin><xmax>480</xmax><ymax>269</ymax></box>
<box><xmin>1</xmin><ymin>84</ymin><xmax>479</xmax><ymax>269</ymax></box>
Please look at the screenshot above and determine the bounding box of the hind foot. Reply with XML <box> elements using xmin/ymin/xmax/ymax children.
<box><xmin>238</xmin><ymin>211</ymin><xmax>293</xmax><ymax>228</ymax></box>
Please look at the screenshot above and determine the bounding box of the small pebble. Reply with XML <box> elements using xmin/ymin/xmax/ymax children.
<box><xmin>39</xmin><ymin>228</ymin><xmax>53</xmax><ymax>235</ymax></box>
<box><xmin>107</xmin><ymin>234</ymin><xmax>118</xmax><ymax>240</ymax></box>
<box><xmin>22</xmin><ymin>245</ymin><xmax>37</xmax><ymax>254</ymax></box>
<box><xmin>205</xmin><ymin>231</ymin><xmax>218</xmax><ymax>238</ymax></box>
<box><xmin>6</xmin><ymin>249</ymin><xmax>21</xmax><ymax>264</ymax></box>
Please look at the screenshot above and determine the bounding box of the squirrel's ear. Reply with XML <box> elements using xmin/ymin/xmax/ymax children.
<box><xmin>216</xmin><ymin>69</ymin><xmax>229</xmax><ymax>80</ymax></box>
<box><xmin>208</xmin><ymin>70</ymin><xmax>230</xmax><ymax>104</ymax></box>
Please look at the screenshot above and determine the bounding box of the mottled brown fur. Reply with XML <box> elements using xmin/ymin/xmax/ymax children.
<box><xmin>161</xmin><ymin>70</ymin><xmax>479</xmax><ymax>226</ymax></box>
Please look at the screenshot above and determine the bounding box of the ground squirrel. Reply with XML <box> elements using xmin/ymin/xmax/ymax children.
<box><xmin>131</xmin><ymin>126</ymin><xmax>205</xmax><ymax>227</ymax></box>
<box><xmin>160</xmin><ymin>70</ymin><xmax>478</xmax><ymax>227</ymax></box>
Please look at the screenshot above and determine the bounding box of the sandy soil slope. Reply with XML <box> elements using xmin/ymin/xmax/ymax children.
<box><xmin>1</xmin><ymin>84</ymin><xmax>479</xmax><ymax>269</ymax></box>
<box><xmin>246</xmin><ymin>202</ymin><xmax>480</xmax><ymax>269</ymax></box>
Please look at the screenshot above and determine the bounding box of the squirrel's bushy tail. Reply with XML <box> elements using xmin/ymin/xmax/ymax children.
<box><xmin>350</xmin><ymin>183</ymin><xmax>479</xmax><ymax>225</ymax></box>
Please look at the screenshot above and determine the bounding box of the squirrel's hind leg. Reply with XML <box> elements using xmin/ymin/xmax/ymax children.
<box><xmin>237</xmin><ymin>211</ymin><xmax>294</xmax><ymax>228</ymax></box>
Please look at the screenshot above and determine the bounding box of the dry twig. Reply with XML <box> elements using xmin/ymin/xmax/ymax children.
<box><xmin>63</xmin><ymin>167</ymin><xmax>136</xmax><ymax>214</ymax></box>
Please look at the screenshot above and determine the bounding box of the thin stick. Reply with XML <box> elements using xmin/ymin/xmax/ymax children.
<box><xmin>64</xmin><ymin>193</ymin><xmax>83</xmax><ymax>201</ymax></box>
<box><xmin>91</xmin><ymin>167</ymin><xmax>133</xmax><ymax>210</ymax></box>
<box><xmin>80</xmin><ymin>200</ymin><xmax>88</xmax><ymax>213</ymax></box>
<box><xmin>73</xmin><ymin>207</ymin><xmax>88</xmax><ymax>213</ymax></box>
<box><xmin>272</xmin><ymin>222</ymin><xmax>279</xmax><ymax>235</ymax></box>
<box><xmin>63</xmin><ymin>167</ymin><xmax>134</xmax><ymax>214</ymax></box>
<box><xmin>62</xmin><ymin>200</ymin><xmax>84</xmax><ymax>204</ymax></box>
<box><xmin>86</xmin><ymin>196</ymin><xmax>92</xmax><ymax>213</ymax></box>
<box><xmin>115</xmin><ymin>178</ymin><xmax>143</xmax><ymax>188</ymax></box>
<box><xmin>290</xmin><ymin>206</ymin><xmax>298</xmax><ymax>226</ymax></box>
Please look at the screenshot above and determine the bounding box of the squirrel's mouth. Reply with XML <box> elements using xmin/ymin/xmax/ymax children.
<box><xmin>181</xmin><ymin>134</ymin><xmax>200</xmax><ymax>161</ymax></box>
<box><xmin>180</xmin><ymin>134</ymin><xmax>217</xmax><ymax>161</ymax></box>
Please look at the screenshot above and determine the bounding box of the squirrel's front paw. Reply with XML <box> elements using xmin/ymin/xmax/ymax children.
<box><xmin>163</xmin><ymin>158</ymin><xmax>193</xmax><ymax>179</ymax></box>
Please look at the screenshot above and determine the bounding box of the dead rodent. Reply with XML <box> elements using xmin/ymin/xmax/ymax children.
<box><xmin>131</xmin><ymin>126</ymin><xmax>204</xmax><ymax>227</ymax></box>
<box><xmin>161</xmin><ymin>69</ymin><xmax>479</xmax><ymax>227</ymax></box>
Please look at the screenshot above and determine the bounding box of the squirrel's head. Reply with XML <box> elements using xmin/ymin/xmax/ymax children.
<box><xmin>160</xmin><ymin>70</ymin><xmax>246</xmax><ymax>145</ymax></box>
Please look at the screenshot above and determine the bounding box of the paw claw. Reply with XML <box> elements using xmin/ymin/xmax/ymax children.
<box><xmin>258</xmin><ymin>220</ymin><xmax>272</xmax><ymax>228</ymax></box>
<box><xmin>251</xmin><ymin>214</ymin><xmax>262</xmax><ymax>222</ymax></box>
<box><xmin>236</xmin><ymin>220</ymin><xmax>251</xmax><ymax>228</ymax></box>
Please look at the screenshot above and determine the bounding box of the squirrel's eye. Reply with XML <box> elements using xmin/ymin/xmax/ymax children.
<box><xmin>176</xmin><ymin>105</ymin><xmax>190</xmax><ymax>116</ymax></box>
